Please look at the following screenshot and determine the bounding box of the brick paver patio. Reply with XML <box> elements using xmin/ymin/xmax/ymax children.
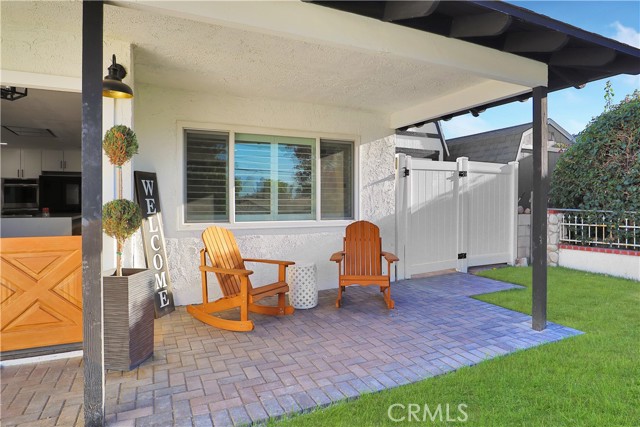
<box><xmin>1</xmin><ymin>273</ymin><xmax>582</xmax><ymax>426</ymax></box>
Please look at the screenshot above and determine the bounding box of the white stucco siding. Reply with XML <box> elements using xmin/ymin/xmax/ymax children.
<box><xmin>134</xmin><ymin>83</ymin><xmax>397</xmax><ymax>305</ymax></box>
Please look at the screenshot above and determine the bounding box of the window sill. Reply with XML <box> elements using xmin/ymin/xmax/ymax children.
<box><xmin>177</xmin><ymin>219</ymin><xmax>355</xmax><ymax>233</ymax></box>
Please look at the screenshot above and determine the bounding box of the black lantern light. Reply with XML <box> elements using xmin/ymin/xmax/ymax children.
<box><xmin>102</xmin><ymin>54</ymin><xmax>133</xmax><ymax>99</ymax></box>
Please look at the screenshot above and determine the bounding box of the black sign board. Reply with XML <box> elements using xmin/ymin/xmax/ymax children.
<box><xmin>134</xmin><ymin>171</ymin><xmax>175</xmax><ymax>318</ymax></box>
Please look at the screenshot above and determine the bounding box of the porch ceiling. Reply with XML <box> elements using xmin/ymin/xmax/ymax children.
<box><xmin>108</xmin><ymin>2</ymin><xmax>543</xmax><ymax>128</ymax></box>
<box><xmin>112</xmin><ymin>3</ymin><xmax>489</xmax><ymax>114</ymax></box>
<box><xmin>1</xmin><ymin>1</ymin><xmax>542</xmax><ymax>129</ymax></box>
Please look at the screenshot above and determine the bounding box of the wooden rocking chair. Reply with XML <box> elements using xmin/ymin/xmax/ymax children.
<box><xmin>186</xmin><ymin>226</ymin><xmax>295</xmax><ymax>332</ymax></box>
<box><xmin>330</xmin><ymin>220</ymin><xmax>399</xmax><ymax>309</ymax></box>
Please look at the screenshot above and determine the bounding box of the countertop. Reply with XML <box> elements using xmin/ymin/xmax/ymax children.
<box><xmin>0</xmin><ymin>214</ymin><xmax>81</xmax><ymax>238</ymax></box>
<box><xmin>1</xmin><ymin>213</ymin><xmax>81</xmax><ymax>219</ymax></box>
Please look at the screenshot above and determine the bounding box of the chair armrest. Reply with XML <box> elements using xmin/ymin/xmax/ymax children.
<box><xmin>330</xmin><ymin>251</ymin><xmax>345</xmax><ymax>262</ymax></box>
<box><xmin>200</xmin><ymin>265</ymin><xmax>253</xmax><ymax>276</ymax></box>
<box><xmin>381</xmin><ymin>251</ymin><xmax>399</xmax><ymax>263</ymax></box>
<box><xmin>243</xmin><ymin>258</ymin><xmax>295</xmax><ymax>266</ymax></box>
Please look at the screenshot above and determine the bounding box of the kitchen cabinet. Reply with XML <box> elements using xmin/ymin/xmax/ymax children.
<box><xmin>42</xmin><ymin>149</ymin><xmax>81</xmax><ymax>173</ymax></box>
<box><xmin>1</xmin><ymin>148</ymin><xmax>42</xmax><ymax>178</ymax></box>
<box><xmin>64</xmin><ymin>150</ymin><xmax>81</xmax><ymax>172</ymax></box>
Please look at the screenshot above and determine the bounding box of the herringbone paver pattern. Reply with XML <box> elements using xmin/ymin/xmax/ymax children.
<box><xmin>0</xmin><ymin>273</ymin><xmax>582</xmax><ymax>426</ymax></box>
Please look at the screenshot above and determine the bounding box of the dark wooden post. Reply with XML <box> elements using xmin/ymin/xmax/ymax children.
<box><xmin>532</xmin><ymin>86</ymin><xmax>548</xmax><ymax>331</ymax></box>
<box><xmin>82</xmin><ymin>1</ymin><xmax>105</xmax><ymax>425</ymax></box>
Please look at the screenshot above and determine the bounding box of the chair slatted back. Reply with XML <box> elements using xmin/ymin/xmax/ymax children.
<box><xmin>202</xmin><ymin>226</ymin><xmax>253</xmax><ymax>297</ymax></box>
<box><xmin>343</xmin><ymin>221</ymin><xmax>382</xmax><ymax>276</ymax></box>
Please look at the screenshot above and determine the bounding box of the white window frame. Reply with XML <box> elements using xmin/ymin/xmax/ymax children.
<box><xmin>177</xmin><ymin>121</ymin><xmax>359</xmax><ymax>231</ymax></box>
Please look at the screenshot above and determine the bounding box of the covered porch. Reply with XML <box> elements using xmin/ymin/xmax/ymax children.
<box><xmin>1</xmin><ymin>273</ymin><xmax>581</xmax><ymax>426</ymax></box>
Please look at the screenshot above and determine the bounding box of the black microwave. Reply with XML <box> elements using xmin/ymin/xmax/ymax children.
<box><xmin>39</xmin><ymin>174</ymin><xmax>81</xmax><ymax>213</ymax></box>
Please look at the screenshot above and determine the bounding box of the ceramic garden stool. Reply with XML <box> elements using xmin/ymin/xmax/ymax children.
<box><xmin>286</xmin><ymin>261</ymin><xmax>318</xmax><ymax>309</ymax></box>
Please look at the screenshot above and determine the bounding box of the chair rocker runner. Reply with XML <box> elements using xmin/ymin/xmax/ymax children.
<box><xmin>330</xmin><ymin>220</ymin><xmax>399</xmax><ymax>309</ymax></box>
<box><xmin>187</xmin><ymin>226</ymin><xmax>295</xmax><ymax>332</ymax></box>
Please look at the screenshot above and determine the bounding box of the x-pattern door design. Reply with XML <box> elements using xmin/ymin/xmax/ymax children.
<box><xmin>1</xmin><ymin>236</ymin><xmax>82</xmax><ymax>352</ymax></box>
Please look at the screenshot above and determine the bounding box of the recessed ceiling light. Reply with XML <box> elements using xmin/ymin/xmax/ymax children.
<box><xmin>2</xmin><ymin>126</ymin><xmax>56</xmax><ymax>137</ymax></box>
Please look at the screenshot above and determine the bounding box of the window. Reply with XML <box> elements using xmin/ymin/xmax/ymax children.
<box><xmin>320</xmin><ymin>140</ymin><xmax>353</xmax><ymax>220</ymax></box>
<box><xmin>185</xmin><ymin>130</ymin><xmax>229</xmax><ymax>222</ymax></box>
<box><xmin>184</xmin><ymin>128</ymin><xmax>354</xmax><ymax>224</ymax></box>
<box><xmin>235</xmin><ymin>133</ymin><xmax>315</xmax><ymax>222</ymax></box>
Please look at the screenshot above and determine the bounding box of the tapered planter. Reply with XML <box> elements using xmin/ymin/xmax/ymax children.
<box><xmin>104</xmin><ymin>268</ymin><xmax>155</xmax><ymax>371</ymax></box>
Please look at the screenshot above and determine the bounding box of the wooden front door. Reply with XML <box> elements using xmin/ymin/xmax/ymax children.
<box><xmin>0</xmin><ymin>236</ymin><xmax>82</xmax><ymax>352</ymax></box>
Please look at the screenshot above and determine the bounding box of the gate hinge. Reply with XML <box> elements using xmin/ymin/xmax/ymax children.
<box><xmin>457</xmin><ymin>253</ymin><xmax>467</xmax><ymax>259</ymax></box>
<box><xmin>458</xmin><ymin>171</ymin><xmax>468</xmax><ymax>177</ymax></box>
<box><xmin>403</xmin><ymin>167</ymin><xmax>410</xmax><ymax>177</ymax></box>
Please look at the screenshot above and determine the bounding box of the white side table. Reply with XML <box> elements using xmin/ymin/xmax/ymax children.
<box><xmin>286</xmin><ymin>261</ymin><xmax>318</xmax><ymax>309</ymax></box>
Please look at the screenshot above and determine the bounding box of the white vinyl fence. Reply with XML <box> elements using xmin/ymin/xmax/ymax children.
<box><xmin>395</xmin><ymin>154</ymin><xmax>518</xmax><ymax>279</ymax></box>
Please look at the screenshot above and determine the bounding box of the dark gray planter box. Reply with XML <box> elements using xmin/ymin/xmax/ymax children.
<box><xmin>104</xmin><ymin>268</ymin><xmax>154</xmax><ymax>371</ymax></box>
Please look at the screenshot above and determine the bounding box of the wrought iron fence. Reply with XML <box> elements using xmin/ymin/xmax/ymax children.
<box><xmin>556</xmin><ymin>209</ymin><xmax>640</xmax><ymax>250</ymax></box>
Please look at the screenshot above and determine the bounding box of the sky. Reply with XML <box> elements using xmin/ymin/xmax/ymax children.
<box><xmin>440</xmin><ymin>1</ymin><xmax>640</xmax><ymax>140</ymax></box>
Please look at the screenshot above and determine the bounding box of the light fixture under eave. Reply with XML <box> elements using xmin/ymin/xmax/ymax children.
<box><xmin>1</xmin><ymin>86</ymin><xmax>28</xmax><ymax>101</ymax></box>
<box><xmin>470</xmin><ymin>108</ymin><xmax>485</xmax><ymax>117</ymax></box>
<box><xmin>102</xmin><ymin>54</ymin><xmax>133</xmax><ymax>99</ymax></box>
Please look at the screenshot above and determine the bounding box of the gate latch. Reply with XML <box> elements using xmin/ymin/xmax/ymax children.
<box><xmin>457</xmin><ymin>253</ymin><xmax>467</xmax><ymax>259</ymax></box>
<box><xmin>403</xmin><ymin>167</ymin><xmax>410</xmax><ymax>177</ymax></box>
<box><xmin>458</xmin><ymin>171</ymin><xmax>468</xmax><ymax>177</ymax></box>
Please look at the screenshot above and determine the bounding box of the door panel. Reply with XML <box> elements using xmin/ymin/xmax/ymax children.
<box><xmin>0</xmin><ymin>236</ymin><xmax>82</xmax><ymax>352</ymax></box>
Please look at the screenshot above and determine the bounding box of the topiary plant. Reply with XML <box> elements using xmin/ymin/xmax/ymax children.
<box><xmin>103</xmin><ymin>200</ymin><xmax>142</xmax><ymax>276</ymax></box>
<box><xmin>102</xmin><ymin>125</ymin><xmax>142</xmax><ymax>276</ymax></box>
<box><xmin>103</xmin><ymin>125</ymin><xmax>138</xmax><ymax>166</ymax></box>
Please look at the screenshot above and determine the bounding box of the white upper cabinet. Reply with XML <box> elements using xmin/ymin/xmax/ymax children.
<box><xmin>63</xmin><ymin>150</ymin><xmax>81</xmax><ymax>172</ymax></box>
<box><xmin>41</xmin><ymin>149</ymin><xmax>64</xmax><ymax>172</ymax></box>
<box><xmin>1</xmin><ymin>148</ymin><xmax>42</xmax><ymax>178</ymax></box>
<box><xmin>21</xmin><ymin>149</ymin><xmax>42</xmax><ymax>178</ymax></box>
<box><xmin>41</xmin><ymin>150</ymin><xmax>81</xmax><ymax>172</ymax></box>
<box><xmin>1</xmin><ymin>148</ymin><xmax>22</xmax><ymax>178</ymax></box>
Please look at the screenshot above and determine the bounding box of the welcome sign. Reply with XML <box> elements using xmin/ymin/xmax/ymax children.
<box><xmin>134</xmin><ymin>171</ymin><xmax>175</xmax><ymax>318</ymax></box>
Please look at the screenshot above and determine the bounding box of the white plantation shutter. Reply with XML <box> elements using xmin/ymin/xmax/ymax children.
<box><xmin>235</xmin><ymin>133</ymin><xmax>315</xmax><ymax>221</ymax></box>
<box><xmin>183</xmin><ymin>129</ymin><xmax>353</xmax><ymax>224</ymax></box>
<box><xmin>320</xmin><ymin>140</ymin><xmax>353</xmax><ymax>220</ymax></box>
<box><xmin>185</xmin><ymin>130</ymin><xmax>229</xmax><ymax>222</ymax></box>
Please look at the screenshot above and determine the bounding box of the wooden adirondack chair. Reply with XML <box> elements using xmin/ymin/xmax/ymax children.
<box><xmin>330</xmin><ymin>221</ymin><xmax>399</xmax><ymax>309</ymax></box>
<box><xmin>187</xmin><ymin>226</ymin><xmax>295</xmax><ymax>332</ymax></box>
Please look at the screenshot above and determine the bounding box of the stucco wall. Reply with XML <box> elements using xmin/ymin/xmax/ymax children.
<box><xmin>134</xmin><ymin>83</ymin><xmax>395</xmax><ymax>305</ymax></box>
<box><xmin>559</xmin><ymin>248</ymin><xmax>640</xmax><ymax>281</ymax></box>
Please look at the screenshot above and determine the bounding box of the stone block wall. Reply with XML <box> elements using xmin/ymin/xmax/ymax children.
<box><xmin>547</xmin><ymin>210</ymin><xmax>563</xmax><ymax>266</ymax></box>
<box><xmin>517</xmin><ymin>214</ymin><xmax>531</xmax><ymax>261</ymax></box>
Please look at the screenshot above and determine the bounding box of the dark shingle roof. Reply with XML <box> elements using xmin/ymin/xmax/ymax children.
<box><xmin>445</xmin><ymin>123</ymin><xmax>530</xmax><ymax>163</ymax></box>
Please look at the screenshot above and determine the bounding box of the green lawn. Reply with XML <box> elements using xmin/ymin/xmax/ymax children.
<box><xmin>271</xmin><ymin>267</ymin><xmax>640</xmax><ymax>427</ymax></box>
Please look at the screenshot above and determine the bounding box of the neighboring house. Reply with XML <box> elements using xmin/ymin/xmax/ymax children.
<box><xmin>446</xmin><ymin>119</ymin><xmax>575</xmax><ymax>208</ymax></box>
<box><xmin>1</xmin><ymin>0</ymin><xmax>637</xmax><ymax>313</ymax></box>
<box><xmin>395</xmin><ymin>122</ymin><xmax>449</xmax><ymax>161</ymax></box>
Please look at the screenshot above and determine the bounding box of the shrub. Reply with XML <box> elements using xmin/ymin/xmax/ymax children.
<box><xmin>550</xmin><ymin>90</ymin><xmax>640</xmax><ymax>213</ymax></box>
<box><xmin>103</xmin><ymin>199</ymin><xmax>142</xmax><ymax>255</ymax></box>
<box><xmin>103</xmin><ymin>125</ymin><xmax>138</xmax><ymax>167</ymax></box>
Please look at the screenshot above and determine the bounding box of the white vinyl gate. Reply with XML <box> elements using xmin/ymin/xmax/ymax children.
<box><xmin>395</xmin><ymin>154</ymin><xmax>518</xmax><ymax>279</ymax></box>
